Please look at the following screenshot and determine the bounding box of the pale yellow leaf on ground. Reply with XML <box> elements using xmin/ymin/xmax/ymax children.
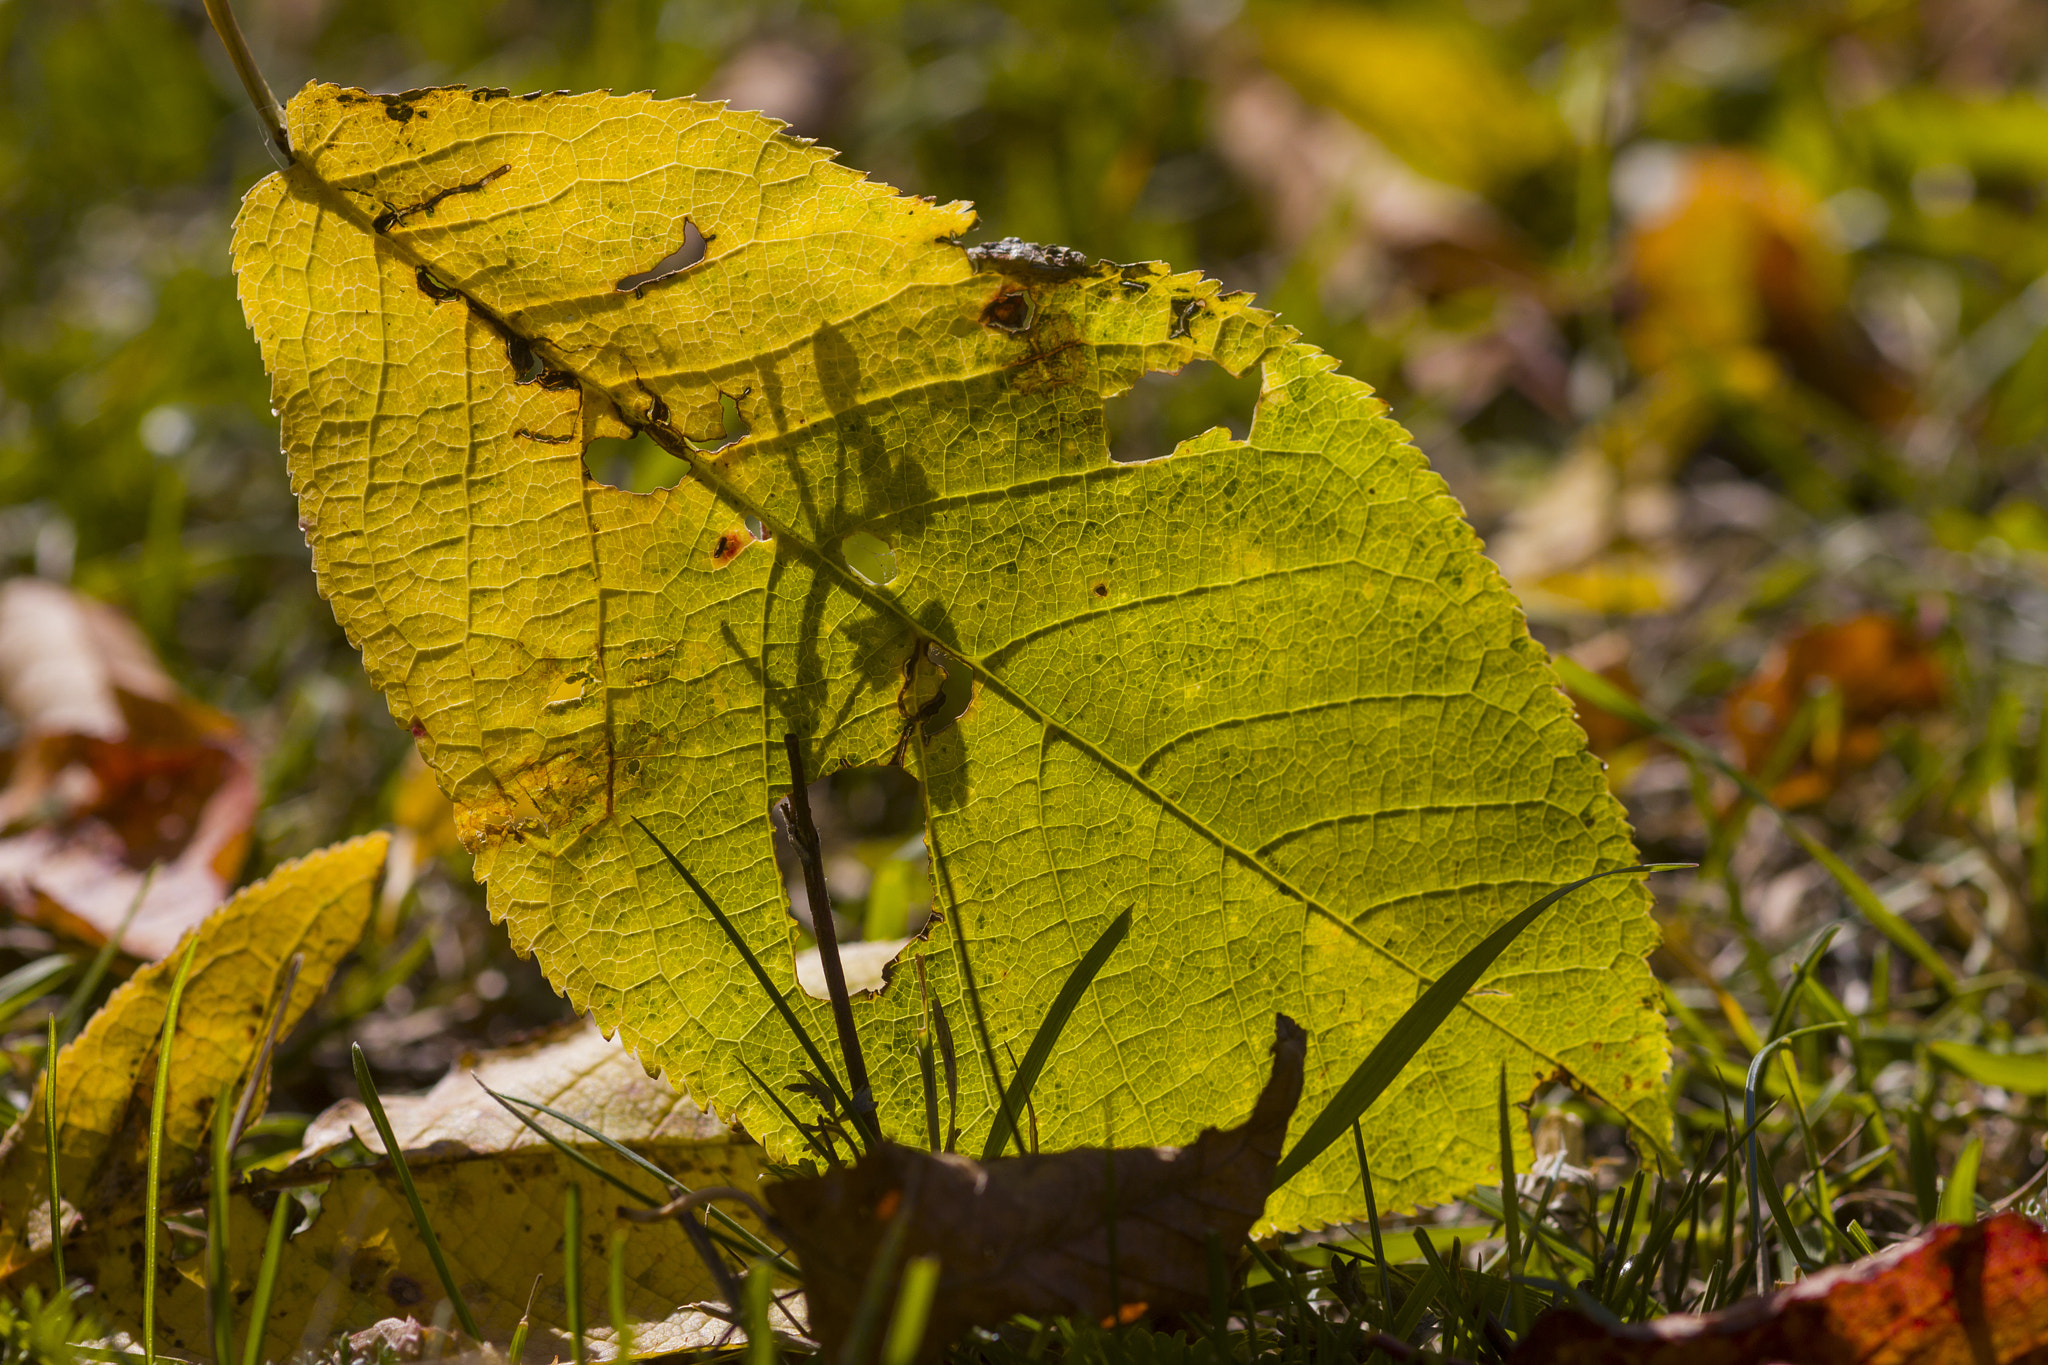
<box><xmin>81</xmin><ymin>1137</ymin><xmax>766</xmax><ymax>1363</ymax></box>
<box><xmin>299</xmin><ymin>1017</ymin><xmax>727</xmax><ymax>1162</ymax></box>
<box><xmin>0</xmin><ymin>833</ymin><xmax>387</xmax><ymax>1274</ymax></box>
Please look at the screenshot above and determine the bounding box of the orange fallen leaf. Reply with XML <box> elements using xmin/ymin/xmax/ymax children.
<box><xmin>764</xmin><ymin>1015</ymin><xmax>1306</xmax><ymax>1365</ymax></box>
<box><xmin>1723</xmin><ymin>614</ymin><xmax>1943</xmax><ymax>808</ymax></box>
<box><xmin>0</xmin><ymin>578</ymin><xmax>256</xmax><ymax>959</ymax></box>
<box><xmin>1509</xmin><ymin>1213</ymin><xmax>2048</xmax><ymax>1365</ymax></box>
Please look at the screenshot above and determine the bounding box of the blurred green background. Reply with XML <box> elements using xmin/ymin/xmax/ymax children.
<box><xmin>8</xmin><ymin>0</ymin><xmax>2048</xmax><ymax>1120</ymax></box>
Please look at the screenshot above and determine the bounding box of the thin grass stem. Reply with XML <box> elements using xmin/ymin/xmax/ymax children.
<box><xmin>242</xmin><ymin>1192</ymin><xmax>292</xmax><ymax>1365</ymax></box>
<box><xmin>44</xmin><ymin>1014</ymin><xmax>65</xmax><ymax>1292</ymax></box>
<box><xmin>351</xmin><ymin>1043</ymin><xmax>484</xmax><ymax>1340</ymax></box>
<box><xmin>208</xmin><ymin>1079</ymin><xmax>238</xmax><ymax>1365</ymax></box>
<box><xmin>144</xmin><ymin>939</ymin><xmax>202</xmax><ymax>1365</ymax></box>
<box><xmin>566</xmin><ymin>1183</ymin><xmax>586</xmax><ymax>1365</ymax></box>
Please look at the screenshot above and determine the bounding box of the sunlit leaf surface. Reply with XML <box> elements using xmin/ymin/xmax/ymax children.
<box><xmin>231</xmin><ymin>84</ymin><xmax>1665</xmax><ymax>1228</ymax></box>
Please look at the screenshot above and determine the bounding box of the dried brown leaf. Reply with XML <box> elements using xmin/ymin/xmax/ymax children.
<box><xmin>1510</xmin><ymin>1213</ymin><xmax>2048</xmax><ymax>1365</ymax></box>
<box><xmin>766</xmin><ymin>1014</ymin><xmax>1305</xmax><ymax>1364</ymax></box>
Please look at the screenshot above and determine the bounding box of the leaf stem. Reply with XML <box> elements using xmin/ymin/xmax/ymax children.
<box><xmin>200</xmin><ymin>0</ymin><xmax>292</xmax><ymax>162</ymax></box>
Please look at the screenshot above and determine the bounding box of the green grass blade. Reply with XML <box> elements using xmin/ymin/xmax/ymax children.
<box><xmin>981</xmin><ymin>907</ymin><xmax>1131</xmax><ymax>1160</ymax></box>
<box><xmin>1275</xmin><ymin>864</ymin><xmax>1684</xmax><ymax>1187</ymax></box>
<box><xmin>1743</xmin><ymin>1022</ymin><xmax>1844</xmax><ymax>1282</ymax></box>
<box><xmin>351</xmin><ymin>1043</ymin><xmax>484</xmax><ymax>1340</ymax></box>
<box><xmin>1559</xmin><ymin>659</ymin><xmax>1957</xmax><ymax>996</ymax></box>
<box><xmin>608</xmin><ymin>1227</ymin><xmax>635</xmax><ymax>1364</ymax></box>
<box><xmin>1938</xmin><ymin>1135</ymin><xmax>1983</xmax><ymax>1225</ymax></box>
<box><xmin>208</xmin><ymin>1080</ymin><xmax>237</xmax><ymax>1365</ymax></box>
<box><xmin>480</xmin><ymin>1083</ymin><xmax>667</xmax><ymax>1206</ymax></box>
<box><xmin>1495</xmin><ymin>1067</ymin><xmax>1523</xmax><ymax>1331</ymax></box>
<box><xmin>631</xmin><ymin>817</ymin><xmax>861</xmax><ymax>1125</ymax></box>
<box><xmin>501</xmin><ymin>1084</ymin><xmax>792</xmax><ymax>1274</ymax></box>
<box><xmin>880</xmin><ymin>1255</ymin><xmax>940</xmax><ymax>1365</ymax></box>
<box><xmin>1908</xmin><ymin>1106</ymin><xmax>1939</xmax><ymax>1224</ymax></box>
<box><xmin>743</xmin><ymin>1260</ymin><xmax>778</xmax><ymax>1365</ymax></box>
<box><xmin>1352</xmin><ymin>1122</ymin><xmax>1391</xmax><ymax>1327</ymax></box>
<box><xmin>144</xmin><ymin>938</ymin><xmax>201</xmax><ymax>1365</ymax></box>
<box><xmin>242</xmin><ymin>1192</ymin><xmax>292</xmax><ymax>1365</ymax></box>
<box><xmin>1754</xmin><ymin>1131</ymin><xmax>1821</xmax><ymax>1275</ymax></box>
<box><xmin>566</xmin><ymin>1183</ymin><xmax>586</xmax><ymax>1365</ymax></box>
<box><xmin>44</xmin><ymin>1014</ymin><xmax>65</xmax><ymax>1292</ymax></box>
<box><xmin>842</xmin><ymin>1184</ymin><xmax>916</xmax><ymax>1365</ymax></box>
<box><xmin>0</xmin><ymin>956</ymin><xmax>74</xmax><ymax>1031</ymax></box>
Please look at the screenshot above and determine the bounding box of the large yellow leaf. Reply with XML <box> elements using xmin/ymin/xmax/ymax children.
<box><xmin>231</xmin><ymin>85</ymin><xmax>1666</xmax><ymax>1229</ymax></box>
<box><xmin>0</xmin><ymin>833</ymin><xmax>387</xmax><ymax>1274</ymax></box>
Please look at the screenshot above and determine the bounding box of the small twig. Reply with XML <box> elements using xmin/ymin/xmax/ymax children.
<box><xmin>200</xmin><ymin>0</ymin><xmax>292</xmax><ymax>162</ymax></box>
<box><xmin>780</xmin><ymin>733</ymin><xmax>877</xmax><ymax>1137</ymax></box>
<box><xmin>226</xmin><ymin>953</ymin><xmax>301</xmax><ymax>1155</ymax></box>
<box><xmin>1992</xmin><ymin>1153</ymin><xmax>2048</xmax><ymax>1213</ymax></box>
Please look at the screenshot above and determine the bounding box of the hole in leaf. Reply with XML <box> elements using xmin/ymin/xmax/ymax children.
<box><xmin>616</xmin><ymin>219</ymin><xmax>710</xmax><ymax>293</ymax></box>
<box><xmin>771</xmin><ymin>764</ymin><xmax>931</xmax><ymax>999</ymax></box>
<box><xmin>745</xmin><ymin>514</ymin><xmax>773</xmax><ymax>542</ymax></box>
<box><xmin>841</xmin><ymin>529</ymin><xmax>898</xmax><ymax>586</ymax></box>
<box><xmin>1103</xmin><ymin>359</ymin><xmax>1259</xmax><ymax>464</ymax></box>
<box><xmin>583</xmin><ymin>431</ymin><xmax>685</xmax><ymax>492</ymax></box>
<box><xmin>691</xmin><ymin>389</ymin><xmax>750</xmax><ymax>453</ymax></box>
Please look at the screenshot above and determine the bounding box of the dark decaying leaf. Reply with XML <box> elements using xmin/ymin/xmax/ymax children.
<box><xmin>766</xmin><ymin>1014</ymin><xmax>1306</xmax><ymax>1364</ymax></box>
<box><xmin>1509</xmin><ymin>1213</ymin><xmax>2048</xmax><ymax>1365</ymax></box>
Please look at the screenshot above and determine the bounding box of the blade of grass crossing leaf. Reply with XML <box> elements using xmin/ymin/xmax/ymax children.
<box><xmin>144</xmin><ymin>938</ymin><xmax>200</xmax><ymax>1365</ymax></box>
<box><xmin>1352</xmin><ymin>1123</ymin><xmax>1391</xmax><ymax>1328</ymax></box>
<box><xmin>631</xmin><ymin>818</ymin><xmax>862</xmax><ymax>1126</ymax></box>
<box><xmin>1559</xmin><ymin>659</ymin><xmax>1957</xmax><ymax>996</ymax></box>
<box><xmin>242</xmin><ymin>1190</ymin><xmax>292</xmax><ymax>1365</ymax></box>
<box><xmin>481</xmin><ymin>1083</ymin><xmax>666</xmax><ymax>1205</ymax></box>
<box><xmin>743</xmin><ymin>1261</ymin><xmax>777</xmax><ymax>1365</ymax></box>
<box><xmin>351</xmin><ymin>1043</ymin><xmax>483</xmax><ymax>1340</ymax></box>
<box><xmin>881</xmin><ymin>1256</ymin><xmax>940</xmax><ymax>1365</ymax></box>
<box><xmin>208</xmin><ymin>1080</ymin><xmax>237</xmax><ymax>1365</ymax></box>
<box><xmin>44</xmin><ymin>1015</ymin><xmax>64</xmax><ymax>1291</ymax></box>
<box><xmin>608</xmin><ymin>1227</ymin><xmax>634</xmax><ymax>1363</ymax></box>
<box><xmin>734</xmin><ymin>1057</ymin><xmax>840</xmax><ymax>1166</ymax></box>
<box><xmin>566</xmin><ymin>1183</ymin><xmax>586</xmax><ymax>1365</ymax></box>
<box><xmin>982</xmin><ymin>907</ymin><xmax>1131</xmax><ymax>1160</ymax></box>
<box><xmin>1495</xmin><ymin>1068</ymin><xmax>1523</xmax><ymax>1331</ymax></box>
<box><xmin>1276</xmin><ymin>864</ymin><xmax>1686</xmax><ymax>1187</ymax></box>
<box><xmin>1939</xmin><ymin>1135</ymin><xmax>1983</xmax><ymax>1224</ymax></box>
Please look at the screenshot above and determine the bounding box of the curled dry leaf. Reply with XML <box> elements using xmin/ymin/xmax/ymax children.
<box><xmin>0</xmin><ymin>833</ymin><xmax>386</xmax><ymax>1276</ymax></box>
<box><xmin>1509</xmin><ymin>1213</ymin><xmax>2048</xmax><ymax>1365</ymax></box>
<box><xmin>0</xmin><ymin>578</ymin><xmax>258</xmax><ymax>959</ymax></box>
<box><xmin>766</xmin><ymin>1014</ymin><xmax>1306</xmax><ymax>1365</ymax></box>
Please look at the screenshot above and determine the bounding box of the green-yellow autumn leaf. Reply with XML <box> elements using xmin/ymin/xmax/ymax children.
<box><xmin>231</xmin><ymin>83</ymin><xmax>1667</xmax><ymax>1229</ymax></box>
<box><xmin>0</xmin><ymin>833</ymin><xmax>386</xmax><ymax>1275</ymax></box>
<box><xmin>77</xmin><ymin>1023</ymin><xmax>767</xmax><ymax>1363</ymax></box>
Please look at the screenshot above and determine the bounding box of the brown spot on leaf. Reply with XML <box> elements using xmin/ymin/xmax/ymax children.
<box><xmin>982</xmin><ymin>288</ymin><xmax>1034</xmax><ymax>334</ymax></box>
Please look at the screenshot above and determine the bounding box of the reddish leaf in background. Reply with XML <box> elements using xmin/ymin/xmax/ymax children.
<box><xmin>766</xmin><ymin>1016</ymin><xmax>1306</xmax><ymax>1365</ymax></box>
<box><xmin>1510</xmin><ymin>1214</ymin><xmax>2048</xmax><ymax>1365</ymax></box>
<box><xmin>1724</xmin><ymin>614</ymin><xmax>1944</xmax><ymax>808</ymax></box>
<box><xmin>0</xmin><ymin>579</ymin><xmax>256</xmax><ymax>959</ymax></box>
